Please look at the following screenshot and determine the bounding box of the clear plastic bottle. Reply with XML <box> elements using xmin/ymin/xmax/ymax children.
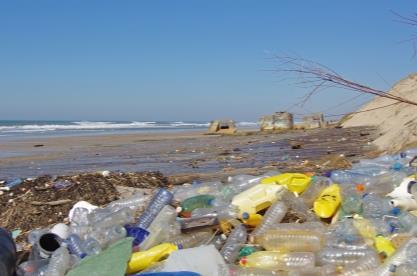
<box><xmin>137</xmin><ymin>188</ymin><xmax>174</xmax><ymax>229</ymax></box>
<box><xmin>317</xmin><ymin>247</ymin><xmax>376</xmax><ymax>266</ymax></box>
<box><xmin>86</xmin><ymin>225</ymin><xmax>127</xmax><ymax>248</ymax></box>
<box><xmin>172</xmin><ymin>181</ymin><xmax>223</xmax><ymax>202</ymax></box>
<box><xmin>66</xmin><ymin>234</ymin><xmax>86</xmax><ymax>259</ymax></box>
<box><xmin>69</xmin><ymin>207</ymin><xmax>90</xmax><ymax>226</ymax></box>
<box><xmin>325</xmin><ymin>219</ymin><xmax>365</xmax><ymax>249</ymax></box>
<box><xmin>264</xmin><ymin>221</ymin><xmax>325</xmax><ymax>232</ymax></box>
<box><xmin>44</xmin><ymin>246</ymin><xmax>71</xmax><ymax>276</ymax></box>
<box><xmin>240</xmin><ymin>251</ymin><xmax>315</xmax><ymax>271</ymax></box>
<box><xmin>362</xmin><ymin>193</ymin><xmax>393</xmax><ymax>219</ymax></box>
<box><xmin>107</xmin><ymin>192</ymin><xmax>150</xmax><ymax>212</ymax></box>
<box><xmin>82</xmin><ymin>237</ymin><xmax>102</xmax><ymax>256</ymax></box>
<box><xmin>251</xmin><ymin>201</ymin><xmax>288</xmax><ymax>237</ymax></box>
<box><xmin>211</xmin><ymin>234</ymin><xmax>227</xmax><ymax>250</ymax></box>
<box><xmin>220</xmin><ymin>224</ymin><xmax>248</xmax><ymax>263</ymax></box>
<box><xmin>93</xmin><ymin>207</ymin><xmax>134</xmax><ymax>229</ymax></box>
<box><xmin>191</xmin><ymin>204</ymin><xmax>239</xmax><ymax>219</ymax></box>
<box><xmin>140</xmin><ymin>205</ymin><xmax>180</xmax><ymax>250</ymax></box>
<box><xmin>281</xmin><ymin>191</ymin><xmax>317</xmax><ymax>222</ymax></box>
<box><xmin>222</xmin><ymin>172</ymin><xmax>278</xmax><ymax>201</ymax></box>
<box><xmin>396</xmin><ymin>264</ymin><xmax>417</xmax><ymax>276</ymax></box>
<box><xmin>169</xmin><ymin>230</ymin><xmax>212</xmax><ymax>248</ymax></box>
<box><xmin>397</xmin><ymin>212</ymin><xmax>417</xmax><ymax>234</ymax></box>
<box><xmin>330</xmin><ymin>170</ymin><xmax>368</xmax><ymax>185</ymax></box>
<box><xmin>340</xmin><ymin>250</ymin><xmax>380</xmax><ymax>276</ymax></box>
<box><xmin>300</xmin><ymin>176</ymin><xmax>331</xmax><ymax>207</ymax></box>
<box><xmin>288</xmin><ymin>264</ymin><xmax>337</xmax><ymax>276</ymax></box>
<box><xmin>221</xmin><ymin>264</ymin><xmax>280</xmax><ymax>276</ymax></box>
<box><xmin>256</xmin><ymin>229</ymin><xmax>324</xmax><ymax>252</ymax></box>
<box><xmin>68</xmin><ymin>225</ymin><xmax>92</xmax><ymax>240</ymax></box>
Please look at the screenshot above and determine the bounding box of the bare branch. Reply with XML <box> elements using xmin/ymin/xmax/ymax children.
<box><xmin>272</xmin><ymin>56</ymin><xmax>417</xmax><ymax>107</ymax></box>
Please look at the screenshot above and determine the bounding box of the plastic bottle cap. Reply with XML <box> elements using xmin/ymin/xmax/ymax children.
<box><xmin>240</xmin><ymin>257</ymin><xmax>247</xmax><ymax>265</ymax></box>
<box><xmin>392</xmin><ymin>163</ymin><xmax>403</xmax><ymax>171</ymax></box>
<box><xmin>400</xmin><ymin>152</ymin><xmax>407</xmax><ymax>158</ymax></box>
<box><xmin>242</xmin><ymin>212</ymin><xmax>250</xmax><ymax>220</ymax></box>
<box><xmin>177</xmin><ymin>244</ymin><xmax>183</xmax><ymax>250</ymax></box>
<box><xmin>323</xmin><ymin>171</ymin><xmax>332</xmax><ymax>178</ymax></box>
<box><xmin>355</xmin><ymin>184</ymin><xmax>365</xmax><ymax>192</ymax></box>
<box><xmin>220</xmin><ymin>234</ymin><xmax>227</xmax><ymax>240</ymax></box>
<box><xmin>391</xmin><ymin>207</ymin><xmax>401</xmax><ymax>216</ymax></box>
<box><xmin>176</xmin><ymin>206</ymin><xmax>182</xmax><ymax>213</ymax></box>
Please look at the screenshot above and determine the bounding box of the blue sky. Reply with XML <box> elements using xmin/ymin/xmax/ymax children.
<box><xmin>0</xmin><ymin>1</ymin><xmax>416</xmax><ymax>121</ymax></box>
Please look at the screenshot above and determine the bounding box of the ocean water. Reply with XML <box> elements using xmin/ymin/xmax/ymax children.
<box><xmin>0</xmin><ymin>120</ymin><xmax>258</xmax><ymax>139</ymax></box>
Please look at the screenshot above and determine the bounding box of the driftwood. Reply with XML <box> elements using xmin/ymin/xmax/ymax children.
<box><xmin>30</xmin><ymin>199</ymin><xmax>72</xmax><ymax>206</ymax></box>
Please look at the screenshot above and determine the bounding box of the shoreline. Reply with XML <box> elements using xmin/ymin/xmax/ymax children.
<box><xmin>0</xmin><ymin>126</ymin><xmax>377</xmax><ymax>180</ymax></box>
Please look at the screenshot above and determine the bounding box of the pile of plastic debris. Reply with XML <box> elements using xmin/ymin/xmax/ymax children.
<box><xmin>0</xmin><ymin>171</ymin><xmax>168</xmax><ymax>243</ymax></box>
<box><xmin>3</xmin><ymin>149</ymin><xmax>417</xmax><ymax>275</ymax></box>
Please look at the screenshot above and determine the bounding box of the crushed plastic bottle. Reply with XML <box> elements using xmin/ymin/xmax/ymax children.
<box><xmin>220</xmin><ymin>224</ymin><xmax>248</xmax><ymax>263</ymax></box>
<box><xmin>107</xmin><ymin>192</ymin><xmax>150</xmax><ymax>212</ymax></box>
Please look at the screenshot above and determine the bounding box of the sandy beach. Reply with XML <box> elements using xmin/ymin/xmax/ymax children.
<box><xmin>0</xmin><ymin>127</ymin><xmax>377</xmax><ymax>180</ymax></box>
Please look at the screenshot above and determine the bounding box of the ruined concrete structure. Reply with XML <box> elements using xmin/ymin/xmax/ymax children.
<box><xmin>302</xmin><ymin>113</ymin><xmax>326</xmax><ymax>129</ymax></box>
<box><xmin>259</xmin><ymin>112</ymin><xmax>294</xmax><ymax>131</ymax></box>
<box><xmin>208</xmin><ymin>120</ymin><xmax>237</xmax><ymax>134</ymax></box>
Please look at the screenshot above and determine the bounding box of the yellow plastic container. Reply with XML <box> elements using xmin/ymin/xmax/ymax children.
<box><xmin>313</xmin><ymin>184</ymin><xmax>341</xmax><ymax>219</ymax></box>
<box><xmin>261</xmin><ymin>173</ymin><xmax>311</xmax><ymax>194</ymax></box>
<box><xmin>232</xmin><ymin>184</ymin><xmax>284</xmax><ymax>215</ymax></box>
<box><xmin>241</xmin><ymin>213</ymin><xmax>263</xmax><ymax>227</ymax></box>
<box><xmin>374</xmin><ymin>235</ymin><xmax>396</xmax><ymax>257</ymax></box>
<box><xmin>127</xmin><ymin>243</ymin><xmax>178</xmax><ymax>273</ymax></box>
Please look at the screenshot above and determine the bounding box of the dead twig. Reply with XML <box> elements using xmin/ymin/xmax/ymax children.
<box><xmin>30</xmin><ymin>199</ymin><xmax>72</xmax><ymax>206</ymax></box>
<box><xmin>272</xmin><ymin>56</ymin><xmax>417</xmax><ymax>107</ymax></box>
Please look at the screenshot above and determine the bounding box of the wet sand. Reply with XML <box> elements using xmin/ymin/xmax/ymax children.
<box><xmin>0</xmin><ymin>127</ymin><xmax>377</xmax><ymax>179</ymax></box>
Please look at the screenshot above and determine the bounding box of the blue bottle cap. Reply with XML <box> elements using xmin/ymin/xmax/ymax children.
<box><xmin>242</xmin><ymin>212</ymin><xmax>249</xmax><ymax>220</ymax></box>
<box><xmin>391</xmin><ymin>207</ymin><xmax>401</xmax><ymax>216</ymax></box>
<box><xmin>400</xmin><ymin>152</ymin><xmax>407</xmax><ymax>158</ymax></box>
<box><xmin>323</xmin><ymin>171</ymin><xmax>332</xmax><ymax>178</ymax></box>
<box><xmin>392</xmin><ymin>163</ymin><xmax>403</xmax><ymax>171</ymax></box>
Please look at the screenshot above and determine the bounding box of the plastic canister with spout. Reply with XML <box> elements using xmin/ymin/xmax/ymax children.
<box><xmin>231</xmin><ymin>184</ymin><xmax>284</xmax><ymax>215</ymax></box>
<box><xmin>261</xmin><ymin>173</ymin><xmax>312</xmax><ymax>194</ymax></box>
<box><xmin>261</xmin><ymin>173</ymin><xmax>311</xmax><ymax>194</ymax></box>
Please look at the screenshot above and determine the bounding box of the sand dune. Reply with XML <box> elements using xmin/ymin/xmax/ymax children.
<box><xmin>343</xmin><ymin>73</ymin><xmax>417</xmax><ymax>152</ymax></box>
